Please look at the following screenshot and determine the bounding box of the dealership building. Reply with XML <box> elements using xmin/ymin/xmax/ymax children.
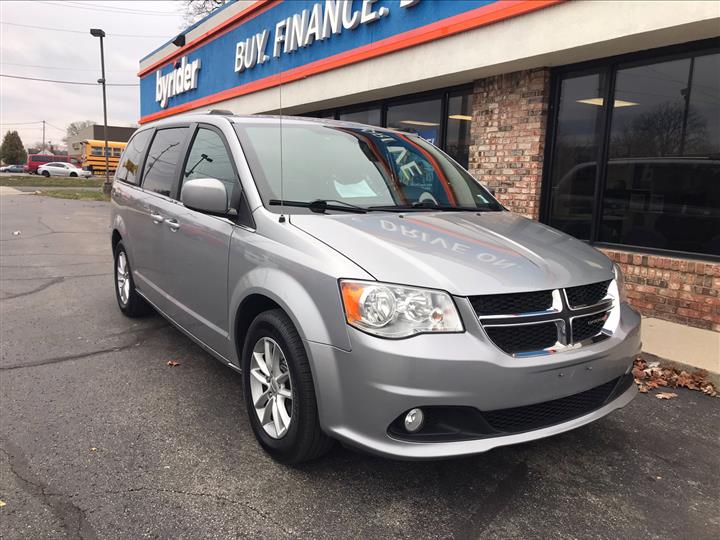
<box><xmin>138</xmin><ymin>0</ymin><xmax>719</xmax><ymax>364</ymax></box>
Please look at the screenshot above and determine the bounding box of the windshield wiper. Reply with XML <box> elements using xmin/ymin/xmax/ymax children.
<box><xmin>268</xmin><ymin>199</ymin><xmax>367</xmax><ymax>214</ymax></box>
<box><xmin>367</xmin><ymin>202</ymin><xmax>480</xmax><ymax>212</ymax></box>
<box><xmin>368</xmin><ymin>199</ymin><xmax>505</xmax><ymax>212</ymax></box>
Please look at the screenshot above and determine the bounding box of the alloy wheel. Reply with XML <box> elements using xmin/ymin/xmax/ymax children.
<box><xmin>249</xmin><ymin>337</ymin><xmax>293</xmax><ymax>439</ymax></box>
<box><xmin>116</xmin><ymin>252</ymin><xmax>130</xmax><ymax>305</ymax></box>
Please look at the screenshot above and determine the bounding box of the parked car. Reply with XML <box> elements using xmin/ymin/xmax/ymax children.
<box><xmin>37</xmin><ymin>162</ymin><xmax>92</xmax><ymax>178</ymax></box>
<box><xmin>0</xmin><ymin>164</ymin><xmax>26</xmax><ymax>173</ymax></box>
<box><xmin>111</xmin><ymin>114</ymin><xmax>640</xmax><ymax>464</ymax></box>
<box><xmin>26</xmin><ymin>153</ymin><xmax>77</xmax><ymax>174</ymax></box>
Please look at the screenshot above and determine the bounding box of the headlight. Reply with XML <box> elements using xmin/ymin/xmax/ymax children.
<box><xmin>339</xmin><ymin>280</ymin><xmax>463</xmax><ymax>338</ymax></box>
<box><xmin>610</xmin><ymin>263</ymin><xmax>627</xmax><ymax>304</ymax></box>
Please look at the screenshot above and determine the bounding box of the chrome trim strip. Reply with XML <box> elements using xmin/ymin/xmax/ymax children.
<box><xmin>563</xmin><ymin>287</ymin><xmax>613</xmax><ymax>311</ymax></box>
<box><xmin>478</xmin><ymin>289</ymin><xmax>562</xmax><ymax>320</ymax></box>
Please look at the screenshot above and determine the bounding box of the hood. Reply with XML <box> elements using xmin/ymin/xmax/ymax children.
<box><xmin>290</xmin><ymin>211</ymin><xmax>614</xmax><ymax>296</ymax></box>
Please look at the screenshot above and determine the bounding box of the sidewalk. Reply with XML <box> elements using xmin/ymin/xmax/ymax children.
<box><xmin>642</xmin><ymin>317</ymin><xmax>720</xmax><ymax>385</ymax></box>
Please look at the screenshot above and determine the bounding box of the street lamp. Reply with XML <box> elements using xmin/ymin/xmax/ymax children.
<box><xmin>90</xmin><ymin>28</ymin><xmax>111</xmax><ymax>196</ymax></box>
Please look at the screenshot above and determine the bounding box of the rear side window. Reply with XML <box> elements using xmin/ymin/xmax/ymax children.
<box><xmin>141</xmin><ymin>128</ymin><xmax>188</xmax><ymax>196</ymax></box>
<box><xmin>116</xmin><ymin>130</ymin><xmax>152</xmax><ymax>185</ymax></box>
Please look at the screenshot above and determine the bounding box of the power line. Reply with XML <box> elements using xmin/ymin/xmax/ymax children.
<box><xmin>59</xmin><ymin>0</ymin><xmax>180</xmax><ymax>14</ymax></box>
<box><xmin>0</xmin><ymin>121</ymin><xmax>44</xmax><ymax>126</ymax></box>
<box><xmin>1</xmin><ymin>61</ymin><xmax>136</xmax><ymax>73</ymax></box>
<box><xmin>1</xmin><ymin>74</ymin><xmax>139</xmax><ymax>87</ymax></box>
<box><xmin>35</xmin><ymin>1</ymin><xmax>181</xmax><ymax>16</ymax></box>
<box><xmin>0</xmin><ymin>20</ymin><xmax>173</xmax><ymax>38</ymax></box>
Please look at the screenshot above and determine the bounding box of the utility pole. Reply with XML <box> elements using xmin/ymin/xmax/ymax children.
<box><xmin>42</xmin><ymin>120</ymin><xmax>45</xmax><ymax>152</ymax></box>
<box><xmin>90</xmin><ymin>28</ymin><xmax>111</xmax><ymax>195</ymax></box>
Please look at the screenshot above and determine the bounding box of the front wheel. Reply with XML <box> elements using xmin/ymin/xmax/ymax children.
<box><xmin>242</xmin><ymin>309</ymin><xmax>333</xmax><ymax>464</ymax></box>
<box><xmin>41</xmin><ymin>170</ymin><xmax>50</xmax><ymax>177</ymax></box>
<box><xmin>69</xmin><ymin>172</ymin><xmax>78</xmax><ymax>177</ymax></box>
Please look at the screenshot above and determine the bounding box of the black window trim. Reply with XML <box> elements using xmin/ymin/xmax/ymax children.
<box><xmin>540</xmin><ymin>37</ymin><xmax>720</xmax><ymax>262</ymax></box>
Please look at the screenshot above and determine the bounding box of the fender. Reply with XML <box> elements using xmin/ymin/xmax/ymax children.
<box><xmin>229</xmin><ymin>266</ymin><xmax>352</xmax><ymax>355</ymax></box>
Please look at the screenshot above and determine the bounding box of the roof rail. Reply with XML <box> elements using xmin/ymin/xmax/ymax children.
<box><xmin>208</xmin><ymin>109</ymin><xmax>234</xmax><ymax>115</ymax></box>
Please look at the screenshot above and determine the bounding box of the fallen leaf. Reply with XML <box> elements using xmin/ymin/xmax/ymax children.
<box><xmin>166</xmin><ymin>360</ymin><xmax>180</xmax><ymax>367</ymax></box>
<box><xmin>0</xmin><ymin>500</ymin><xmax>5</xmax><ymax>508</ymax></box>
<box><xmin>90</xmin><ymin>447</ymin><xmax>97</xmax><ymax>452</ymax></box>
<box><xmin>11</xmin><ymin>231</ymin><xmax>21</xmax><ymax>236</ymax></box>
<box><xmin>633</xmin><ymin>357</ymin><xmax>717</xmax><ymax>398</ymax></box>
<box><xmin>655</xmin><ymin>392</ymin><xmax>678</xmax><ymax>400</ymax></box>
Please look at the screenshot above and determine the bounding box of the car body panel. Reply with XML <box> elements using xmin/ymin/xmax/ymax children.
<box><xmin>290</xmin><ymin>211</ymin><xmax>615</xmax><ymax>295</ymax></box>
<box><xmin>160</xmin><ymin>198</ymin><xmax>235</xmax><ymax>357</ymax></box>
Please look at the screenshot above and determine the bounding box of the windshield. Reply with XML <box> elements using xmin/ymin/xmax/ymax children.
<box><xmin>233</xmin><ymin>120</ymin><xmax>502</xmax><ymax>212</ymax></box>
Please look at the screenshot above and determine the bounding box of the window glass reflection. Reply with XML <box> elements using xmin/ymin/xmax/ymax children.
<box><xmin>547</xmin><ymin>72</ymin><xmax>606</xmax><ymax>240</ymax></box>
<box><xmin>338</xmin><ymin>108</ymin><xmax>381</xmax><ymax>126</ymax></box>
<box><xmin>446</xmin><ymin>91</ymin><xmax>472</xmax><ymax>168</ymax></box>
<box><xmin>386</xmin><ymin>98</ymin><xmax>442</xmax><ymax>146</ymax></box>
<box><xmin>601</xmin><ymin>53</ymin><xmax>720</xmax><ymax>255</ymax></box>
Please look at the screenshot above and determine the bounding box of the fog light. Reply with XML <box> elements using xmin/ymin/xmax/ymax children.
<box><xmin>404</xmin><ymin>408</ymin><xmax>424</xmax><ymax>433</ymax></box>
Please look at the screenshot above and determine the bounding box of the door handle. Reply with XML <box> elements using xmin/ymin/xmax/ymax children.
<box><xmin>166</xmin><ymin>218</ymin><xmax>180</xmax><ymax>232</ymax></box>
<box><xmin>150</xmin><ymin>212</ymin><xmax>164</xmax><ymax>224</ymax></box>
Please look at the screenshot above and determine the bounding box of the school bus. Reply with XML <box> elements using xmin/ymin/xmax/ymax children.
<box><xmin>80</xmin><ymin>139</ymin><xmax>127</xmax><ymax>175</ymax></box>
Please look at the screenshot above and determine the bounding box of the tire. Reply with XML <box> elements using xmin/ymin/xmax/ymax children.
<box><xmin>113</xmin><ymin>241</ymin><xmax>151</xmax><ymax>317</ymax></box>
<box><xmin>42</xmin><ymin>170</ymin><xmax>50</xmax><ymax>177</ymax></box>
<box><xmin>70</xmin><ymin>172</ymin><xmax>78</xmax><ymax>177</ymax></box>
<box><xmin>242</xmin><ymin>309</ymin><xmax>333</xmax><ymax>464</ymax></box>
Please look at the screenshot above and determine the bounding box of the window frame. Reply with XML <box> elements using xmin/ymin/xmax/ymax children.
<box><xmin>540</xmin><ymin>38</ymin><xmax>720</xmax><ymax>262</ymax></box>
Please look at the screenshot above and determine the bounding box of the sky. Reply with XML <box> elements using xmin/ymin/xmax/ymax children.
<box><xmin>0</xmin><ymin>0</ymin><xmax>188</xmax><ymax>149</ymax></box>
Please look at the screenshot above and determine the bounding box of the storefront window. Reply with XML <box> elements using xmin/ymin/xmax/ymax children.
<box><xmin>547</xmin><ymin>72</ymin><xmax>607</xmax><ymax>240</ymax></box>
<box><xmin>386</xmin><ymin>98</ymin><xmax>442</xmax><ymax>146</ymax></box>
<box><xmin>446</xmin><ymin>91</ymin><xmax>472</xmax><ymax>168</ymax></box>
<box><xmin>545</xmin><ymin>46</ymin><xmax>719</xmax><ymax>257</ymax></box>
<box><xmin>601</xmin><ymin>52</ymin><xmax>719</xmax><ymax>255</ymax></box>
<box><xmin>338</xmin><ymin>107</ymin><xmax>381</xmax><ymax>126</ymax></box>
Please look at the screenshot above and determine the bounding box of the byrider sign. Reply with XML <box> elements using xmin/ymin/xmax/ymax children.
<box><xmin>140</xmin><ymin>1</ymin><xmax>548</xmax><ymax>121</ymax></box>
<box><xmin>234</xmin><ymin>0</ymin><xmax>420</xmax><ymax>73</ymax></box>
<box><xmin>156</xmin><ymin>57</ymin><xmax>201</xmax><ymax>108</ymax></box>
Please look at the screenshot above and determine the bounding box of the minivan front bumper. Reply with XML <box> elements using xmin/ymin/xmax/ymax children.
<box><xmin>306</xmin><ymin>302</ymin><xmax>641</xmax><ymax>460</ymax></box>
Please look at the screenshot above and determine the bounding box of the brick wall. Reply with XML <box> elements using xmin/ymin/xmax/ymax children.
<box><xmin>468</xmin><ymin>67</ymin><xmax>550</xmax><ymax>220</ymax></box>
<box><xmin>603</xmin><ymin>249</ymin><xmax>720</xmax><ymax>332</ymax></box>
<box><xmin>467</xmin><ymin>67</ymin><xmax>718</xmax><ymax>333</ymax></box>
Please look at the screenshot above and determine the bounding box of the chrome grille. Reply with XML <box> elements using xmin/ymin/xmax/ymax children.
<box><xmin>469</xmin><ymin>290</ymin><xmax>553</xmax><ymax>316</ymax></box>
<box><xmin>572</xmin><ymin>311</ymin><xmax>610</xmax><ymax>343</ymax></box>
<box><xmin>475</xmin><ymin>280</ymin><xmax>615</xmax><ymax>356</ymax></box>
<box><xmin>565</xmin><ymin>280</ymin><xmax>611</xmax><ymax>308</ymax></box>
<box><xmin>484</xmin><ymin>322</ymin><xmax>558</xmax><ymax>354</ymax></box>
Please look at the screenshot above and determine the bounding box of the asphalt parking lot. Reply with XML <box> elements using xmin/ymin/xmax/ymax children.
<box><xmin>1</xmin><ymin>194</ymin><xmax>718</xmax><ymax>539</ymax></box>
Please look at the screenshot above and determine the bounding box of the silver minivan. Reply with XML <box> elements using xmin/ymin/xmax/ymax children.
<box><xmin>111</xmin><ymin>113</ymin><xmax>640</xmax><ymax>463</ymax></box>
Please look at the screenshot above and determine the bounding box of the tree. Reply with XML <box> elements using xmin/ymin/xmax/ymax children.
<box><xmin>63</xmin><ymin>120</ymin><xmax>95</xmax><ymax>144</ymax></box>
<box><xmin>0</xmin><ymin>131</ymin><xmax>27</xmax><ymax>165</ymax></box>
<box><xmin>181</xmin><ymin>0</ymin><xmax>229</xmax><ymax>25</ymax></box>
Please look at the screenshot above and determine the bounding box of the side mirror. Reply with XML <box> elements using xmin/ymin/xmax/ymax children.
<box><xmin>181</xmin><ymin>178</ymin><xmax>229</xmax><ymax>214</ymax></box>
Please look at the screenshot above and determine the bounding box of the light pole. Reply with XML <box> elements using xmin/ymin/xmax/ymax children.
<box><xmin>90</xmin><ymin>28</ymin><xmax>111</xmax><ymax>196</ymax></box>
